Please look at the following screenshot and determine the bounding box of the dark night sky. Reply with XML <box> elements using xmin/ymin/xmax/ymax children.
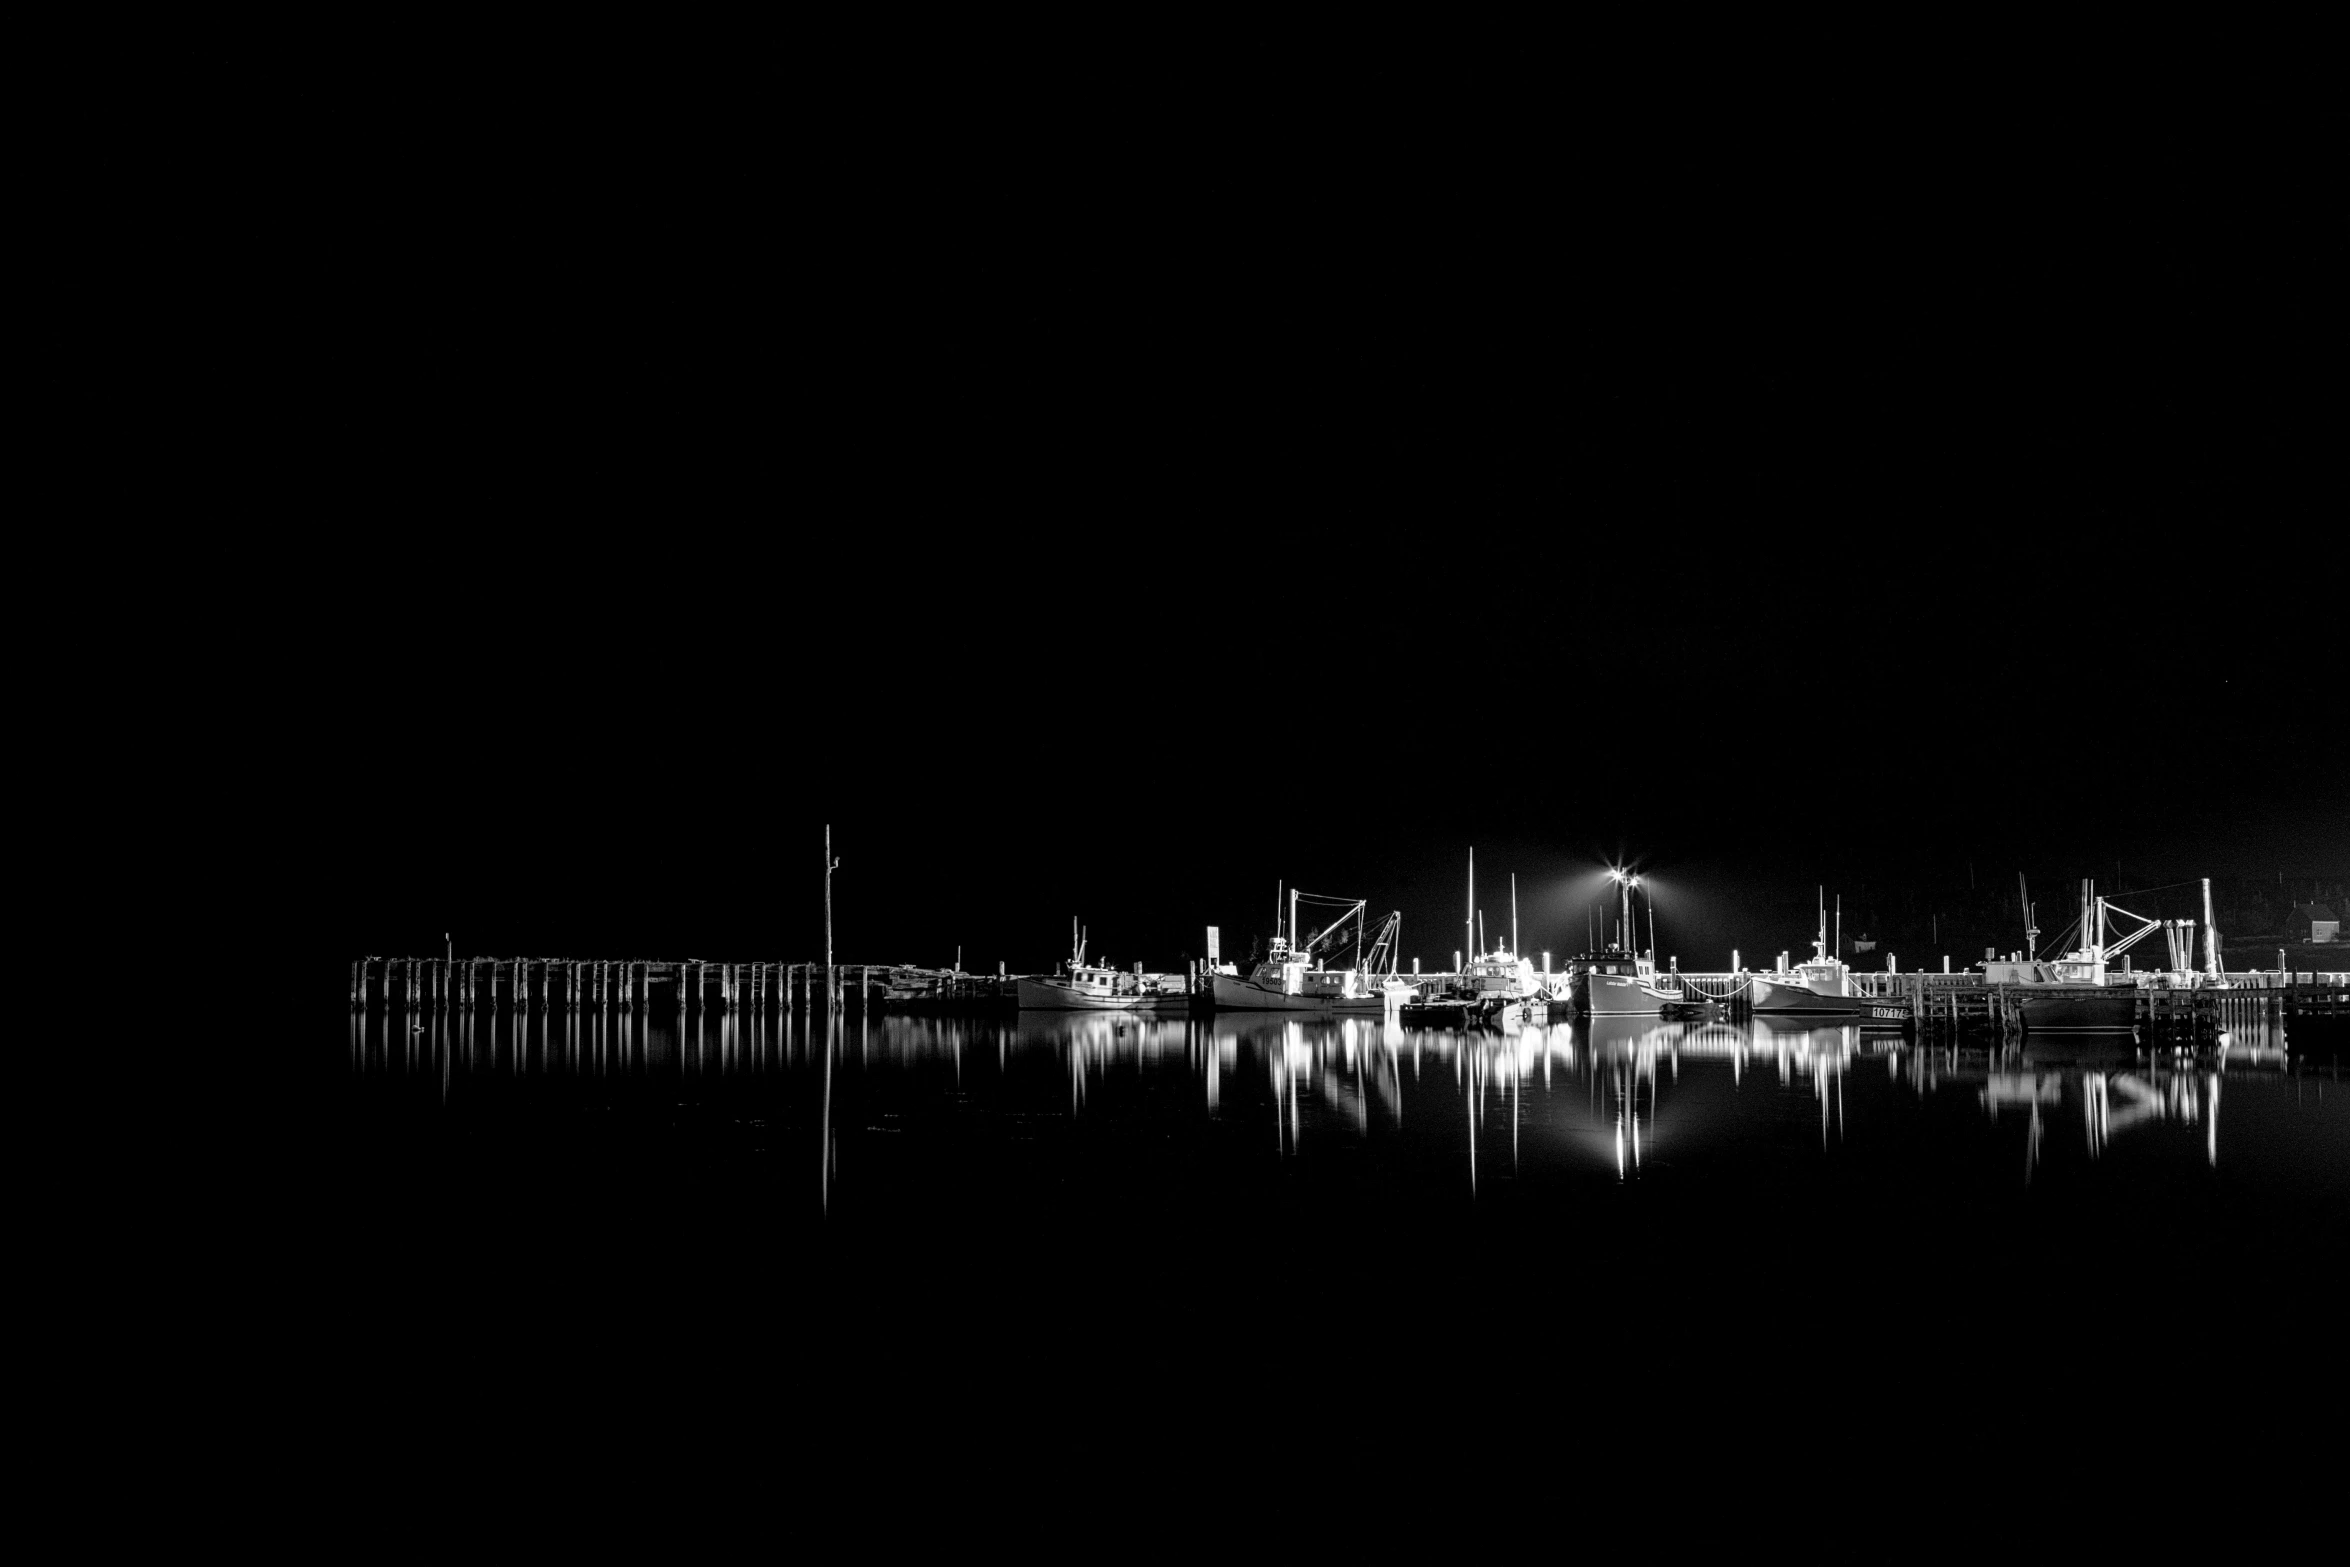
<box><xmin>249</xmin><ymin>63</ymin><xmax>2342</xmax><ymax>979</ymax></box>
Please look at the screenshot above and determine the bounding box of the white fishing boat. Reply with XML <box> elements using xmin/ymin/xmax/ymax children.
<box><xmin>1016</xmin><ymin>919</ymin><xmax>1191</xmax><ymax>1012</ymax></box>
<box><xmin>1397</xmin><ymin>856</ymin><xmax>1541</xmax><ymax>1027</ymax></box>
<box><xmin>1461</xmin><ymin>944</ymin><xmax>1540</xmax><ymax>1022</ymax></box>
<box><xmin>1210</xmin><ymin>889</ymin><xmax>1413</xmax><ymax>1013</ymax></box>
<box><xmin>1750</xmin><ymin>891</ymin><xmax>1911</xmax><ymax>1023</ymax></box>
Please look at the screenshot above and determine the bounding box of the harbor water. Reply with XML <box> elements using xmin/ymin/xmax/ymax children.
<box><xmin>324</xmin><ymin>1007</ymin><xmax>2347</xmax><ymax>1334</ymax></box>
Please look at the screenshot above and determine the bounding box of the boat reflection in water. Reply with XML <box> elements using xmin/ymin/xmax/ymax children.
<box><xmin>344</xmin><ymin>1002</ymin><xmax>2314</xmax><ymax>1221</ymax></box>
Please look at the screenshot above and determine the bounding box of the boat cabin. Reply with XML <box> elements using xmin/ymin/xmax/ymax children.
<box><xmin>1565</xmin><ymin>947</ymin><xmax>1652</xmax><ymax>979</ymax></box>
<box><xmin>1055</xmin><ymin>962</ymin><xmax>1134</xmax><ymax>998</ymax></box>
<box><xmin>1792</xmin><ymin>958</ymin><xmax>1852</xmax><ymax>997</ymax></box>
<box><xmin>1251</xmin><ymin>933</ymin><xmax>1376</xmax><ymax>998</ymax></box>
<box><xmin>1461</xmin><ymin>947</ymin><xmax>1534</xmax><ymax>997</ymax></box>
<box><xmin>2047</xmin><ymin>950</ymin><xmax>2108</xmax><ymax>985</ymax></box>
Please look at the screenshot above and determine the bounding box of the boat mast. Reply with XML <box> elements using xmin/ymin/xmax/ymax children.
<box><xmin>1290</xmin><ymin>887</ymin><xmax>1299</xmax><ymax>963</ymax></box>
<box><xmin>1467</xmin><ymin>848</ymin><xmax>1475</xmax><ymax>969</ymax></box>
<box><xmin>1835</xmin><ymin>894</ymin><xmax>1841</xmax><ymax>967</ymax></box>
<box><xmin>1511</xmin><ymin>874</ymin><xmax>1519</xmax><ymax>959</ymax></box>
<box><xmin>1816</xmin><ymin>885</ymin><xmax>1826</xmax><ymax>962</ymax></box>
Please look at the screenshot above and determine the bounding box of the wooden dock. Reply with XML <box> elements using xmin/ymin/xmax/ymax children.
<box><xmin>351</xmin><ymin>956</ymin><xmax>914</xmax><ymax>1013</ymax></box>
<box><xmin>1619</xmin><ymin>968</ymin><xmax>2347</xmax><ymax>1041</ymax></box>
<box><xmin>352</xmin><ymin>956</ymin><xmax>2349</xmax><ymax>1037</ymax></box>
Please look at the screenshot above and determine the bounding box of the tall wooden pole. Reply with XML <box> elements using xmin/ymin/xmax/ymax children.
<box><xmin>826</xmin><ymin>825</ymin><xmax>841</xmax><ymax>1008</ymax></box>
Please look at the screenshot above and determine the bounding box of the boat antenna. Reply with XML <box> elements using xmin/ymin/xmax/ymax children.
<box><xmin>1645</xmin><ymin>884</ymin><xmax>1656</xmax><ymax>963</ymax></box>
<box><xmin>1817</xmin><ymin>885</ymin><xmax>1826</xmax><ymax>962</ymax></box>
<box><xmin>1511</xmin><ymin>873</ymin><xmax>1519</xmax><ymax>959</ymax></box>
<box><xmin>1276</xmin><ymin>881</ymin><xmax>1282</xmax><ymax>948</ymax></box>
<box><xmin>1479</xmin><ymin>910</ymin><xmax>1486</xmax><ymax>956</ymax></box>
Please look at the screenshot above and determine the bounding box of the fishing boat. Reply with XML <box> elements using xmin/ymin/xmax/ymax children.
<box><xmin>1750</xmin><ymin>891</ymin><xmax>1912</xmax><ymax>1023</ymax></box>
<box><xmin>1996</xmin><ymin>879</ymin><xmax>2144</xmax><ymax>1034</ymax></box>
<box><xmin>881</xmin><ymin>965</ymin><xmax>956</xmax><ymax>1012</ymax></box>
<box><xmin>1398</xmin><ymin>853</ymin><xmax>1544</xmax><ymax>1026</ymax></box>
<box><xmin>1462</xmin><ymin>944</ymin><xmax>1537</xmax><ymax>1023</ymax></box>
<box><xmin>1402</xmin><ymin>945</ymin><xmax>1536</xmax><ymax>1027</ymax></box>
<box><xmin>1563</xmin><ymin>947</ymin><xmax>1679</xmax><ymax>1015</ymax></box>
<box><xmin>1562</xmin><ymin>867</ymin><xmax>1681</xmax><ymax>1015</ymax></box>
<box><xmin>1016</xmin><ymin>919</ymin><xmax>1191</xmax><ymax>1012</ymax></box>
<box><xmin>1210</xmin><ymin>889</ymin><xmax>1413</xmax><ymax>1013</ymax></box>
<box><xmin>1749</xmin><ymin>951</ymin><xmax>1912</xmax><ymax>1022</ymax></box>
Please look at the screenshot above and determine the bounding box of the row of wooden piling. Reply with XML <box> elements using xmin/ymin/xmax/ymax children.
<box><xmin>1899</xmin><ymin>977</ymin><xmax>2342</xmax><ymax>1040</ymax></box>
<box><xmin>350</xmin><ymin>957</ymin><xmax>888</xmax><ymax>1012</ymax></box>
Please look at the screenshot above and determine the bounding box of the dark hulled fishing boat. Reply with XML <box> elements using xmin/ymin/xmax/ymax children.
<box><xmin>2002</xmin><ymin>879</ymin><xmax>2139</xmax><ymax>1034</ymax></box>
<box><xmin>1563</xmin><ymin>948</ymin><xmax>1678</xmax><ymax>1015</ymax></box>
<box><xmin>1564</xmin><ymin>868</ymin><xmax>1679</xmax><ymax>1015</ymax></box>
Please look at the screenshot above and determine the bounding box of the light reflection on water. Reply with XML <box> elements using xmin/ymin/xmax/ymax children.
<box><xmin>346</xmin><ymin>1006</ymin><xmax>2328</xmax><ymax>1219</ymax></box>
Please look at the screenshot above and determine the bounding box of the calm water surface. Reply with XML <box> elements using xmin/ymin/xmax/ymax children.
<box><xmin>333</xmin><ymin>1006</ymin><xmax>2345</xmax><ymax>1323</ymax></box>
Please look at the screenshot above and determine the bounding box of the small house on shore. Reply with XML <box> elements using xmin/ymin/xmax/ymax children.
<box><xmin>2292</xmin><ymin>903</ymin><xmax>2338</xmax><ymax>944</ymax></box>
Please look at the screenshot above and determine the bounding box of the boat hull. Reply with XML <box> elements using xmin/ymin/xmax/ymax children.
<box><xmin>1749</xmin><ymin>976</ymin><xmax>1912</xmax><ymax>1023</ymax></box>
<box><xmin>2014</xmin><ymin>988</ymin><xmax>2137</xmax><ymax>1033</ymax></box>
<box><xmin>1210</xmin><ymin>975</ymin><xmax>1393</xmax><ymax>1013</ymax></box>
<box><xmin>1571</xmin><ymin>970</ymin><xmax>1666</xmax><ymax>1016</ymax></box>
<box><xmin>1398</xmin><ymin>996</ymin><xmax>1510</xmax><ymax>1028</ymax></box>
<box><xmin>1016</xmin><ymin>978</ymin><xmax>1189</xmax><ymax>1012</ymax></box>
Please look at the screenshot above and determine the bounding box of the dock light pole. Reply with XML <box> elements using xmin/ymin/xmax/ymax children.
<box><xmin>1609</xmin><ymin>869</ymin><xmax>1640</xmax><ymax>957</ymax></box>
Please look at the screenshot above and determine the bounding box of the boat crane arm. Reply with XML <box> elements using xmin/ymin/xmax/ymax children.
<box><xmin>1361</xmin><ymin>911</ymin><xmax>1402</xmax><ymax>976</ymax></box>
<box><xmin>1295</xmin><ymin>895</ymin><xmax>1369</xmax><ymax>960</ymax></box>
<box><xmin>2098</xmin><ymin>902</ymin><xmax>2167</xmax><ymax>959</ymax></box>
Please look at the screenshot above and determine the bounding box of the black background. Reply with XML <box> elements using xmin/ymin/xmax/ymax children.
<box><xmin>223</xmin><ymin>57</ymin><xmax>2346</xmax><ymax>981</ymax></box>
